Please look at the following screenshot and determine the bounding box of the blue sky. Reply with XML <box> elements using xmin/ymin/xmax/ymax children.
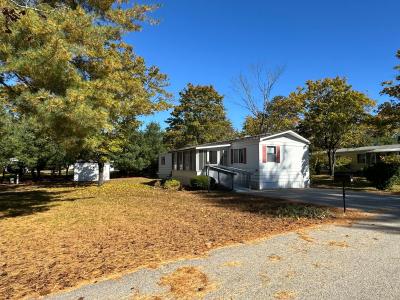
<box><xmin>127</xmin><ymin>0</ymin><xmax>400</xmax><ymax>130</ymax></box>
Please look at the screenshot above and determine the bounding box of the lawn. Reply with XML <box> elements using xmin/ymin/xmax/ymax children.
<box><xmin>0</xmin><ymin>178</ymin><xmax>360</xmax><ymax>299</ymax></box>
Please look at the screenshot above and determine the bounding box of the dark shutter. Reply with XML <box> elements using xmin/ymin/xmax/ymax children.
<box><xmin>231</xmin><ymin>149</ymin><xmax>233</xmax><ymax>164</ymax></box>
<box><xmin>243</xmin><ymin>148</ymin><xmax>247</xmax><ymax>164</ymax></box>
<box><xmin>276</xmin><ymin>145</ymin><xmax>280</xmax><ymax>163</ymax></box>
<box><xmin>262</xmin><ymin>145</ymin><xmax>267</xmax><ymax>163</ymax></box>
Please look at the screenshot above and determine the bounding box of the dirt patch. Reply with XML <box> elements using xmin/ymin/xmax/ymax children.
<box><xmin>274</xmin><ymin>290</ymin><xmax>296</xmax><ymax>299</ymax></box>
<box><xmin>0</xmin><ymin>178</ymin><xmax>366</xmax><ymax>299</ymax></box>
<box><xmin>159</xmin><ymin>266</ymin><xmax>213</xmax><ymax>299</ymax></box>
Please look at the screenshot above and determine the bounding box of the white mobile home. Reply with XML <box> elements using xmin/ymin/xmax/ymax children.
<box><xmin>157</xmin><ymin>130</ymin><xmax>310</xmax><ymax>190</ymax></box>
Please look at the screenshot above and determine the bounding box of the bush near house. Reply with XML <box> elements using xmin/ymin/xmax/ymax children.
<box><xmin>163</xmin><ymin>178</ymin><xmax>181</xmax><ymax>190</ymax></box>
<box><xmin>190</xmin><ymin>175</ymin><xmax>216</xmax><ymax>190</ymax></box>
<box><xmin>364</xmin><ymin>159</ymin><xmax>400</xmax><ymax>190</ymax></box>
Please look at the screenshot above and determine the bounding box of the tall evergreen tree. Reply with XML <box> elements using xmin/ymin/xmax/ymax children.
<box><xmin>165</xmin><ymin>84</ymin><xmax>235</xmax><ymax>149</ymax></box>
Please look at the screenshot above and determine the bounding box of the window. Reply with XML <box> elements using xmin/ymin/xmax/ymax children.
<box><xmin>209</xmin><ymin>150</ymin><xmax>218</xmax><ymax>164</ymax></box>
<box><xmin>172</xmin><ymin>153</ymin><xmax>175</xmax><ymax>170</ymax></box>
<box><xmin>267</xmin><ymin>146</ymin><xmax>276</xmax><ymax>162</ymax></box>
<box><xmin>220</xmin><ymin>149</ymin><xmax>228</xmax><ymax>166</ymax></box>
<box><xmin>177</xmin><ymin>152</ymin><xmax>183</xmax><ymax>170</ymax></box>
<box><xmin>198</xmin><ymin>150</ymin><xmax>207</xmax><ymax>170</ymax></box>
<box><xmin>232</xmin><ymin>148</ymin><xmax>246</xmax><ymax>164</ymax></box>
<box><xmin>161</xmin><ymin>156</ymin><xmax>166</xmax><ymax>165</ymax></box>
<box><xmin>357</xmin><ymin>153</ymin><xmax>366</xmax><ymax>164</ymax></box>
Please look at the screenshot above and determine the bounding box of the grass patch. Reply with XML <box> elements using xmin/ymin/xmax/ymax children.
<box><xmin>276</xmin><ymin>204</ymin><xmax>334</xmax><ymax>220</ymax></box>
<box><xmin>0</xmin><ymin>178</ymin><xmax>360</xmax><ymax>299</ymax></box>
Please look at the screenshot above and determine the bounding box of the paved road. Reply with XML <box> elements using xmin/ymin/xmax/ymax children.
<box><xmin>240</xmin><ymin>187</ymin><xmax>400</xmax><ymax>212</ymax></box>
<box><xmin>46</xmin><ymin>189</ymin><xmax>399</xmax><ymax>300</ymax></box>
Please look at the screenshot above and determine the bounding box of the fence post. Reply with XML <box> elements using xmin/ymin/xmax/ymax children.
<box><xmin>207</xmin><ymin>166</ymin><xmax>210</xmax><ymax>192</ymax></box>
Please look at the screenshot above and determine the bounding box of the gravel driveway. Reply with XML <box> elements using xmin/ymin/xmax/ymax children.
<box><xmin>46</xmin><ymin>189</ymin><xmax>399</xmax><ymax>300</ymax></box>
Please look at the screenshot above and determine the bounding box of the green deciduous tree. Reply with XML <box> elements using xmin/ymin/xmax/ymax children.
<box><xmin>165</xmin><ymin>84</ymin><xmax>235</xmax><ymax>149</ymax></box>
<box><xmin>0</xmin><ymin>0</ymin><xmax>170</xmax><ymax>185</ymax></box>
<box><xmin>242</xmin><ymin>95</ymin><xmax>304</xmax><ymax>135</ymax></box>
<box><xmin>376</xmin><ymin>50</ymin><xmax>400</xmax><ymax>140</ymax></box>
<box><xmin>293</xmin><ymin>77</ymin><xmax>375</xmax><ymax>176</ymax></box>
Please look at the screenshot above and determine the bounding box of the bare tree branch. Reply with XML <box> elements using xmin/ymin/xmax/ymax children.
<box><xmin>231</xmin><ymin>63</ymin><xmax>285</xmax><ymax>133</ymax></box>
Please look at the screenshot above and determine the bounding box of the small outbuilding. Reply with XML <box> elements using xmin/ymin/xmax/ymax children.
<box><xmin>157</xmin><ymin>130</ymin><xmax>310</xmax><ymax>190</ymax></box>
<box><xmin>73</xmin><ymin>162</ymin><xmax>111</xmax><ymax>182</ymax></box>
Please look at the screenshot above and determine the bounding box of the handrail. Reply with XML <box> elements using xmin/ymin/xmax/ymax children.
<box><xmin>214</xmin><ymin>165</ymin><xmax>252</xmax><ymax>175</ymax></box>
<box><xmin>206</xmin><ymin>165</ymin><xmax>237</xmax><ymax>175</ymax></box>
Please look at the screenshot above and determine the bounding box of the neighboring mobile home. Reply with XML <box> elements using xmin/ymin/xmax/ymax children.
<box><xmin>336</xmin><ymin>144</ymin><xmax>400</xmax><ymax>171</ymax></box>
<box><xmin>158</xmin><ymin>130</ymin><xmax>310</xmax><ymax>190</ymax></box>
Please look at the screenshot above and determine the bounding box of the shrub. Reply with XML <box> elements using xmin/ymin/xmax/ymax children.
<box><xmin>275</xmin><ymin>204</ymin><xmax>334</xmax><ymax>220</ymax></box>
<box><xmin>190</xmin><ymin>175</ymin><xmax>216</xmax><ymax>190</ymax></box>
<box><xmin>163</xmin><ymin>179</ymin><xmax>181</xmax><ymax>190</ymax></box>
<box><xmin>364</xmin><ymin>160</ymin><xmax>400</xmax><ymax>190</ymax></box>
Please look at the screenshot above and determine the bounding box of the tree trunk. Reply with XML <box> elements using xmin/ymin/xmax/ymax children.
<box><xmin>65</xmin><ymin>165</ymin><xmax>69</xmax><ymax>178</ymax></box>
<box><xmin>98</xmin><ymin>162</ymin><xmax>104</xmax><ymax>186</ymax></box>
<box><xmin>58</xmin><ymin>166</ymin><xmax>62</xmax><ymax>177</ymax></box>
<box><xmin>1</xmin><ymin>167</ymin><xmax>5</xmax><ymax>183</ymax></box>
<box><xmin>327</xmin><ymin>149</ymin><xmax>336</xmax><ymax>177</ymax></box>
<box><xmin>18</xmin><ymin>167</ymin><xmax>24</xmax><ymax>182</ymax></box>
<box><xmin>37</xmin><ymin>168</ymin><xmax>41</xmax><ymax>179</ymax></box>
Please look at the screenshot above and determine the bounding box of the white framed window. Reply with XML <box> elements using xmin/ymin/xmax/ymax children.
<box><xmin>267</xmin><ymin>146</ymin><xmax>276</xmax><ymax>162</ymax></box>
<box><xmin>161</xmin><ymin>156</ymin><xmax>166</xmax><ymax>165</ymax></box>
<box><xmin>208</xmin><ymin>150</ymin><xmax>218</xmax><ymax>164</ymax></box>
<box><xmin>232</xmin><ymin>148</ymin><xmax>246</xmax><ymax>164</ymax></box>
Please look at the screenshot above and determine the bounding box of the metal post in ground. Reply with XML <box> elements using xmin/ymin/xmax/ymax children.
<box><xmin>342</xmin><ymin>180</ymin><xmax>346</xmax><ymax>213</ymax></box>
<box><xmin>207</xmin><ymin>166</ymin><xmax>210</xmax><ymax>192</ymax></box>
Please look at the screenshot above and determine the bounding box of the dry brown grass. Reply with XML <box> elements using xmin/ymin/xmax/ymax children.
<box><xmin>296</xmin><ymin>231</ymin><xmax>315</xmax><ymax>243</ymax></box>
<box><xmin>328</xmin><ymin>240</ymin><xmax>350</xmax><ymax>248</ymax></box>
<box><xmin>159</xmin><ymin>266</ymin><xmax>212</xmax><ymax>299</ymax></box>
<box><xmin>221</xmin><ymin>261</ymin><xmax>242</xmax><ymax>268</ymax></box>
<box><xmin>268</xmin><ymin>255</ymin><xmax>283</xmax><ymax>262</ymax></box>
<box><xmin>274</xmin><ymin>290</ymin><xmax>296</xmax><ymax>299</ymax></box>
<box><xmin>0</xmin><ymin>178</ymin><xmax>363</xmax><ymax>299</ymax></box>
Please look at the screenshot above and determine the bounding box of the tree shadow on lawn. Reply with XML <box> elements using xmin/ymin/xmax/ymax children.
<box><xmin>0</xmin><ymin>184</ymin><xmax>90</xmax><ymax>219</ymax></box>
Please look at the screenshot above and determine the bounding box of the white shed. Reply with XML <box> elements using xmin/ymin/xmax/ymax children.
<box><xmin>158</xmin><ymin>130</ymin><xmax>310</xmax><ymax>189</ymax></box>
<box><xmin>74</xmin><ymin>162</ymin><xmax>111</xmax><ymax>182</ymax></box>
